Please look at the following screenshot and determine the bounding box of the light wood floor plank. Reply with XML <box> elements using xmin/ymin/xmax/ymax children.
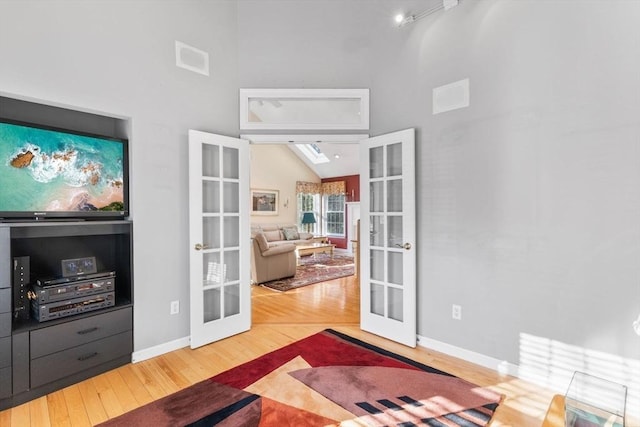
<box><xmin>9</xmin><ymin>401</ymin><xmax>29</xmax><ymax>427</ymax></box>
<box><xmin>115</xmin><ymin>364</ymin><xmax>154</xmax><ymax>407</ymax></box>
<box><xmin>46</xmin><ymin>390</ymin><xmax>71</xmax><ymax>427</ymax></box>
<box><xmin>28</xmin><ymin>396</ymin><xmax>51</xmax><ymax>427</ymax></box>
<box><xmin>127</xmin><ymin>362</ymin><xmax>168</xmax><ymax>401</ymax></box>
<box><xmin>76</xmin><ymin>379</ymin><xmax>108</xmax><ymax>426</ymax></box>
<box><xmin>90</xmin><ymin>374</ymin><xmax>125</xmax><ymax>420</ymax></box>
<box><xmin>60</xmin><ymin>385</ymin><xmax>91</xmax><ymax>427</ymax></box>
<box><xmin>0</xmin><ymin>273</ymin><xmax>560</xmax><ymax>426</ymax></box>
<box><xmin>106</xmin><ymin>372</ymin><xmax>134</xmax><ymax>412</ymax></box>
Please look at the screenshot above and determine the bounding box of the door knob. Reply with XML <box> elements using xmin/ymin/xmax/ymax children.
<box><xmin>194</xmin><ymin>243</ymin><xmax>209</xmax><ymax>251</ymax></box>
<box><xmin>395</xmin><ymin>242</ymin><xmax>411</xmax><ymax>250</ymax></box>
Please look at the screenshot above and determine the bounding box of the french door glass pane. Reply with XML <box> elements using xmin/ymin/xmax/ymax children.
<box><xmin>224</xmin><ymin>284</ymin><xmax>240</xmax><ymax>317</ymax></box>
<box><xmin>370</xmin><ymin>215</ymin><xmax>385</xmax><ymax>247</ymax></box>
<box><xmin>387</xmin><ymin>179</ymin><xmax>402</xmax><ymax>212</ymax></box>
<box><xmin>387</xmin><ymin>216</ymin><xmax>402</xmax><ymax>248</ymax></box>
<box><xmin>223</xmin><ymin>147</ymin><xmax>239</xmax><ymax>179</ymax></box>
<box><xmin>370</xmin><ymin>249</ymin><xmax>384</xmax><ymax>281</ymax></box>
<box><xmin>203</xmin><ymin>288</ymin><xmax>221</xmax><ymax>322</ymax></box>
<box><xmin>224</xmin><ymin>250</ymin><xmax>240</xmax><ymax>282</ymax></box>
<box><xmin>370</xmin><ymin>146</ymin><xmax>384</xmax><ymax>178</ymax></box>
<box><xmin>388</xmin><ymin>287</ymin><xmax>403</xmax><ymax>321</ymax></box>
<box><xmin>203</xmin><ymin>181</ymin><xmax>220</xmax><ymax>213</ymax></box>
<box><xmin>388</xmin><ymin>252</ymin><xmax>403</xmax><ymax>285</ymax></box>
<box><xmin>370</xmin><ymin>181</ymin><xmax>384</xmax><ymax>212</ymax></box>
<box><xmin>203</xmin><ymin>217</ymin><xmax>220</xmax><ymax>249</ymax></box>
<box><xmin>223</xmin><ymin>217</ymin><xmax>240</xmax><ymax>247</ymax></box>
<box><xmin>203</xmin><ymin>252</ymin><xmax>222</xmax><ymax>284</ymax></box>
<box><xmin>387</xmin><ymin>142</ymin><xmax>402</xmax><ymax>176</ymax></box>
<box><xmin>223</xmin><ymin>182</ymin><xmax>239</xmax><ymax>213</ymax></box>
<box><xmin>202</xmin><ymin>145</ymin><xmax>220</xmax><ymax>178</ymax></box>
<box><xmin>371</xmin><ymin>283</ymin><xmax>384</xmax><ymax>316</ymax></box>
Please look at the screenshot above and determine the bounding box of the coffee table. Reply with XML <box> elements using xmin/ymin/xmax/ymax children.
<box><xmin>296</xmin><ymin>242</ymin><xmax>335</xmax><ymax>259</ymax></box>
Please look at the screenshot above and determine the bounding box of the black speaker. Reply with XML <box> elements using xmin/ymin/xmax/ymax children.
<box><xmin>13</xmin><ymin>256</ymin><xmax>30</xmax><ymax>320</ymax></box>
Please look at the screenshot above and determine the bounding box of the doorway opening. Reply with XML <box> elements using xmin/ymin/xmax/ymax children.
<box><xmin>243</xmin><ymin>134</ymin><xmax>364</xmax><ymax>325</ymax></box>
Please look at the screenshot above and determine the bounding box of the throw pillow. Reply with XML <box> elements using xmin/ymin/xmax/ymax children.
<box><xmin>282</xmin><ymin>227</ymin><xmax>300</xmax><ymax>241</ymax></box>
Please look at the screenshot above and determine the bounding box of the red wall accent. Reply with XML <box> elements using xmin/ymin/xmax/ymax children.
<box><xmin>321</xmin><ymin>175</ymin><xmax>359</xmax><ymax>249</ymax></box>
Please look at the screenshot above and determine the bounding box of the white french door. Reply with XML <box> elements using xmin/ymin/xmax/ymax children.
<box><xmin>188</xmin><ymin>130</ymin><xmax>251</xmax><ymax>349</ymax></box>
<box><xmin>359</xmin><ymin>129</ymin><xmax>416</xmax><ymax>347</ymax></box>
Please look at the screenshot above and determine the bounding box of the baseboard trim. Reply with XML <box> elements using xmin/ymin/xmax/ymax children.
<box><xmin>132</xmin><ymin>336</ymin><xmax>190</xmax><ymax>363</ymax></box>
<box><xmin>417</xmin><ymin>334</ymin><xmax>520</xmax><ymax>377</ymax></box>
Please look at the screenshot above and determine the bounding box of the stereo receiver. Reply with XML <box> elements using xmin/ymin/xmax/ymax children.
<box><xmin>29</xmin><ymin>276</ymin><xmax>115</xmax><ymax>304</ymax></box>
<box><xmin>31</xmin><ymin>292</ymin><xmax>115</xmax><ymax>322</ymax></box>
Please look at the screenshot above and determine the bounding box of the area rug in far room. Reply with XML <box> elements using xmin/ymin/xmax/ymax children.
<box><xmin>261</xmin><ymin>253</ymin><xmax>355</xmax><ymax>292</ymax></box>
<box><xmin>98</xmin><ymin>329</ymin><xmax>503</xmax><ymax>427</ymax></box>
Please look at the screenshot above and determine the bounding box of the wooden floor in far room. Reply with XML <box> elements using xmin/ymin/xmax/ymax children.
<box><xmin>0</xmin><ymin>273</ymin><xmax>558</xmax><ymax>427</ymax></box>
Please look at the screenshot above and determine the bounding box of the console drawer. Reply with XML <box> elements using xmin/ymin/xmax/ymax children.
<box><xmin>0</xmin><ymin>288</ymin><xmax>9</xmax><ymax>313</ymax></box>
<box><xmin>0</xmin><ymin>366</ymin><xmax>10</xmax><ymax>399</ymax></box>
<box><xmin>30</xmin><ymin>330</ymin><xmax>132</xmax><ymax>388</ymax></box>
<box><xmin>30</xmin><ymin>307</ymin><xmax>132</xmax><ymax>359</ymax></box>
<box><xmin>0</xmin><ymin>313</ymin><xmax>10</xmax><ymax>338</ymax></box>
<box><xmin>0</xmin><ymin>336</ymin><xmax>9</xmax><ymax>368</ymax></box>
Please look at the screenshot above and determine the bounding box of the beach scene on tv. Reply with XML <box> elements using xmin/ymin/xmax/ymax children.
<box><xmin>0</xmin><ymin>122</ymin><xmax>125</xmax><ymax>213</ymax></box>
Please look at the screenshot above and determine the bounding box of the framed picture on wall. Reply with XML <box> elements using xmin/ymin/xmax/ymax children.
<box><xmin>251</xmin><ymin>189</ymin><xmax>279</xmax><ymax>215</ymax></box>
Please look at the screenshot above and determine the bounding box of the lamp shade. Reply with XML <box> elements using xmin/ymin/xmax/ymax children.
<box><xmin>301</xmin><ymin>212</ymin><xmax>316</xmax><ymax>225</ymax></box>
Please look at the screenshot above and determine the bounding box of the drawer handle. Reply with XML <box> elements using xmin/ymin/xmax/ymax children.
<box><xmin>77</xmin><ymin>352</ymin><xmax>98</xmax><ymax>361</ymax></box>
<box><xmin>77</xmin><ymin>327</ymin><xmax>99</xmax><ymax>335</ymax></box>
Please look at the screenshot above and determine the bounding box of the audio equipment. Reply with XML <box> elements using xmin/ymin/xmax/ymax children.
<box><xmin>61</xmin><ymin>256</ymin><xmax>97</xmax><ymax>278</ymax></box>
<box><xmin>36</xmin><ymin>271</ymin><xmax>115</xmax><ymax>287</ymax></box>
<box><xmin>30</xmin><ymin>292</ymin><xmax>115</xmax><ymax>322</ymax></box>
<box><xmin>29</xmin><ymin>276</ymin><xmax>115</xmax><ymax>304</ymax></box>
<box><xmin>12</xmin><ymin>256</ymin><xmax>30</xmax><ymax>320</ymax></box>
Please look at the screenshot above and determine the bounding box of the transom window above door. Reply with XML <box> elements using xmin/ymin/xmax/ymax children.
<box><xmin>239</xmin><ymin>88</ymin><xmax>369</xmax><ymax>130</ymax></box>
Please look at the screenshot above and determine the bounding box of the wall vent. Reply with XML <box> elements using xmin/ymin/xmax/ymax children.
<box><xmin>175</xmin><ymin>41</ymin><xmax>209</xmax><ymax>76</ymax></box>
<box><xmin>433</xmin><ymin>78</ymin><xmax>469</xmax><ymax>115</ymax></box>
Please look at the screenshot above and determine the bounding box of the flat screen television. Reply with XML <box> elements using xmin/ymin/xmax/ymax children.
<box><xmin>0</xmin><ymin>118</ymin><xmax>129</xmax><ymax>221</ymax></box>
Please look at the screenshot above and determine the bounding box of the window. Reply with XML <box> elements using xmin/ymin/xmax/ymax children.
<box><xmin>324</xmin><ymin>194</ymin><xmax>345</xmax><ymax>236</ymax></box>
<box><xmin>297</xmin><ymin>193</ymin><xmax>319</xmax><ymax>234</ymax></box>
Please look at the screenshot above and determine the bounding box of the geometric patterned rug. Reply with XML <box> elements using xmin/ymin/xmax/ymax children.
<box><xmin>259</xmin><ymin>254</ymin><xmax>355</xmax><ymax>292</ymax></box>
<box><xmin>97</xmin><ymin>329</ymin><xmax>503</xmax><ymax>426</ymax></box>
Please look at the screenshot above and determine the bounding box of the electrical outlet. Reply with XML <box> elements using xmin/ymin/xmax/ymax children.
<box><xmin>170</xmin><ymin>300</ymin><xmax>180</xmax><ymax>315</ymax></box>
<box><xmin>452</xmin><ymin>304</ymin><xmax>462</xmax><ymax>320</ymax></box>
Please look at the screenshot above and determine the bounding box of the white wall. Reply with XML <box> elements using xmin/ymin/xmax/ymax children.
<box><xmin>238</xmin><ymin>0</ymin><xmax>640</xmax><ymax>407</ymax></box>
<box><xmin>250</xmin><ymin>144</ymin><xmax>319</xmax><ymax>225</ymax></box>
<box><xmin>0</xmin><ymin>0</ymin><xmax>239</xmax><ymax>351</ymax></box>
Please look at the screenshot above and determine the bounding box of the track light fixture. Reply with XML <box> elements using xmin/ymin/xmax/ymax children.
<box><xmin>395</xmin><ymin>0</ymin><xmax>459</xmax><ymax>27</ymax></box>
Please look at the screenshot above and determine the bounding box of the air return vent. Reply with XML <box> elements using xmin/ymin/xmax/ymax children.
<box><xmin>175</xmin><ymin>41</ymin><xmax>209</xmax><ymax>76</ymax></box>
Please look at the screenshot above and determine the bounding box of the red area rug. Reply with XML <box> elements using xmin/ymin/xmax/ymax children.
<box><xmin>260</xmin><ymin>253</ymin><xmax>354</xmax><ymax>292</ymax></box>
<box><xmin>98</xmin><ymin>329</ymin><xmax>503</xmax><ymax>426</ymax></box>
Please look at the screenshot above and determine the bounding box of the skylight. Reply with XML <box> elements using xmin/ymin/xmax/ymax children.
<box><xmin>296</xmin><ymin>143</ymin><xmax>330</xmax><ymax>164</ymax></box>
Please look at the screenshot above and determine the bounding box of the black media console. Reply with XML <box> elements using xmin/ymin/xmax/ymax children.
<box><xmin>0</xmin><ymin>220</ymin><xmax>133</xmax><ymax>410</ymax></box>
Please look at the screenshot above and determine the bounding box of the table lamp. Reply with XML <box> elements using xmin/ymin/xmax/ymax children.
<box><xmin>301</xmin><ymin>212</ymin><xmax>316</xmax><ymax>233</ymax></box>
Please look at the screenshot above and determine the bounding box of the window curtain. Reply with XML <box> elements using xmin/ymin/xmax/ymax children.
<box><xmin>296</xmin><ymin>181</ymin><xmax>321</xmax><ymax>195</ymax></box>
<box><xmin>295</xmin><ymin>181</ymin><xmax>345</xmax><ymax>196</ymax></box>
<box><xmin>321</xmin><ymin>181</ymin><xmax>345</xmax><ymax>196</ymax></box>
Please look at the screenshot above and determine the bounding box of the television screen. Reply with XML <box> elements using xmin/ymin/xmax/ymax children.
<box><xmin>0</xmin><ymin>119</ymin><xmax>129</xmax><ymax>220</ymax></box>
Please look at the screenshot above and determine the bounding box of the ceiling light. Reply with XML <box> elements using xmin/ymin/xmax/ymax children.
<box><xmin>334</xmin><ymin>154</ymin><xmax>340</xmax><ymax>159</ymax></box>
<box><xmin>396</xmin><ymin>0</ymin><xmax>459</xmax><ymax>27</ymax></box>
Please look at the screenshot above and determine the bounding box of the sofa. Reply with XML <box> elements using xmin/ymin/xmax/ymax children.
<box><xmin>251</xmin><ymin>233</ymin><xmax>297</xmax><ymax>284</ymax></box>
<box><xmin>250</xmin><ymin>223</ymin><xmax>314</xmax><ymax>246</ymax></box>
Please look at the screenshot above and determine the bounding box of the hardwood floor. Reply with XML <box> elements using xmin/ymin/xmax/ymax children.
<box><xmin>0</xmin><ymin>274</ymin><xmax>556</xmax><ymax>426</ymax></box>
